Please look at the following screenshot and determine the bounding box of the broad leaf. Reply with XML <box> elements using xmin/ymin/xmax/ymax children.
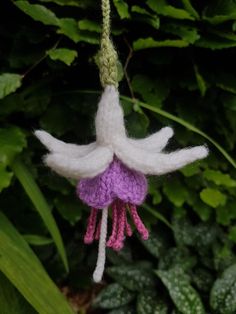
<box><xmin>203</xmin><ymin>169</ymin><xmax>236</xmax><ymax>187</ymax></box>
<box><xmin>47</xmin><ymin>48</ymin><xmax>78</xmax><ymax>66</ymax></box>
<box><xmin>0</xmin><ymin>127</ymin><xmax>26</xmax><ymax>166</ymax></box>
<box><xmin>137</xmin><ymin>291</ymin><xmax>168</xmax><ymax>314</ymax></box>
<box><xmin>0</xmin><ymin>73</ymin><xmax>22</xmax><ymax>99</ymax></box>
<box><xmin>106</xmin><ymin>265</ymin><xmax>155</xmax><ymax>291</ymax></box>
<box><xmin>23</xmin><ymin>235</ymin><xmax>53</xmax><ymax>246</ymax></box>
<box><xmin>200</xmin><ymin>188</ymin><xmax>227</xmax><ymax>208</ymax></box>
<box><xmin>15</xmin><ymin>1</ymin><xmax>59</xmax><ymax>26</ymax></box>
<box><xmin>133</xmin><ymin>38</ymin><xmax>189</xmax><ymax>50</ymax></box>
<box><xmin>147</xmin><ymin>0</ymin><xmax>194</xmax><ymax>20</ymax></box>
<box><xmin>93</xmin><ymin>283</ymin><xmax>135</xmax><ymax>309</ymax></box>
<box><xmin>163</xmin><ymin>178</ymin><xmax>189</xmax><ymax>207</ymax></box>
<box><xmin>156</xmin><ymin>268</ymin><xmax>205</xmax><ymax>314</ymax></box>
<box><xmin>113</xmin><ymin>0</ymin><xmax>130</xmax><ymax>19</ymax></box>
<box><xmin>210</xmin><ymin>263</ymin><xmax>236</xmax><ymax>313</ymax></box>
<box><xmin>0</xmin><ymin>212</ymin><xmax>74</xmax><ymax>314</ymax></box>
<box><xmin>0</xmin><ymin>165</ymin><xmax>13</xmax><ymax>193</ymax></box>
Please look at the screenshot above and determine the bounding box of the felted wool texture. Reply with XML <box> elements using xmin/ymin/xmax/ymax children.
<box><xmin>78</xmin><ymin>158</ymin><xmax>147</xmax><ymax>208</ymax></box>
<box><xmin>35</xmin><ymin>85</ymin><xmax>208</xmax><ymax>181</ymax></box>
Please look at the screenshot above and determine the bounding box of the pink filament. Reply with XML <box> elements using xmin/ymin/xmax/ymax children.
<box><xmin>112</xmin><ymin>201</ymin><xmax>126</xmax><ymax>251</ymax></box>
<box><xmin>107</xmin><ymin>202</ymin><xmax>118</xmax><ymax>247</ymax></box>
<box><xmin>129</xmin><ymin>204</ymin><xmax>149</xmax><ymax>240</ymax></box>
<box><xmin>84</xmin><ymin>207</ymin><xmax>98</xmax><ymax>244</ymax></box>
<box><xmin>125</xmin><ymin>216</ymin><xmax>132</xmax><ymax>237</ymax></box>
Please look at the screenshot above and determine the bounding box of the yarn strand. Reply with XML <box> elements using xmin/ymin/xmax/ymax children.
<box><xmin>100</xmin><ymin>0</ymin><xmax>118</xmax><ymax>88</ymax></box>
<box><xmin>93</xmin><ymin>206</ymin><xmax>108</xmax><ymax>283</ymax></box>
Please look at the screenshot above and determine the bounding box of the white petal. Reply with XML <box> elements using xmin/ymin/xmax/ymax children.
<box><xmin>44</xmin><ymin>146</ymin><xmax>113</xmax><ymax>179</ymax></box>
<box><xmin>95</xmin><ymin>85</ymin><xmax>126</xmax><ymax>145</ymax></box>
<box><xmin>115</xmin><ymin>139</ymin><xmax>208</xmax><ymax>175</ymax></box>
<box><xmin>129</xmin><ymin>127</ymin><xmax>173</xmax><ymax>152</ymax></box>
<box><xmin>35</xmin><ymin>130</ymin><xmax>96</xmax><ymax>157</ymax></box>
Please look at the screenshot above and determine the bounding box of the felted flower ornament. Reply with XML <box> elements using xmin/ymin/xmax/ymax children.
<box><xmin>35</xmin><ymin>0</ymin><xmax>208</xmax><ymax>283</ymax></box>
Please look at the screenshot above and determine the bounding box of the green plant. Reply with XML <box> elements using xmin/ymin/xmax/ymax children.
<box><xmin>0</xmin><ymin>0</ymin><xmax>236</xmax><ymax>313</ymax></box>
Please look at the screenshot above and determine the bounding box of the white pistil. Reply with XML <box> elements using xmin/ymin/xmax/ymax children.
<box><xmin>93</xmin><ymin>206</ymin><xmax>108</xmax><ymax>283</ymax></box>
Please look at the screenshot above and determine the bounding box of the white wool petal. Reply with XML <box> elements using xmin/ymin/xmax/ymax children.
<box><xmin>115</xmin><ymin>139</ymin><xmax>208</xmax><ymax>175</ymax></box>
<box><xmin>44</xmin><ymin>146</ymin><xmax>113</xmax><ymax>179</ymax></box>
<box><xmin>35</xmin><ymin>130</ymin><xmax>96</xmax><ymax>158</ymax></box>
<box><xmin>95</xmin><ymin>85</ymin><xmax>126</xmax><ymax>145</ymax></box>
<box><xmin>129</xmin><ymin>127</ymin><xmax>174</xmax><ymax>152</ymax></box>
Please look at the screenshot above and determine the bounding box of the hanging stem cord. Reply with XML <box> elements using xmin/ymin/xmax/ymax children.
<box><xmin>100</xmin><ymin>0</ymin><xmax>118</xmax><ymax>88</ymax></box>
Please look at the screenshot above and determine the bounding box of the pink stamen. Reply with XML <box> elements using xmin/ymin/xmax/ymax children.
<box><xmin>107</xmin><ymin>202</ymin><xmax>118</xmax><ymax>247</ymax></box>
<box><xmin>112</xmin><ymin>201</ymin><xmax>125</xmax><ymax>251</ymax></box>
<box><xmin>95</xmin><ymin>217</ymin><xmax>102</xmax><ymax>240</ymax></box>
<box><xmin>129</xmin><ymin>204</ymin><xmax>149</xmax><ymax>240</ymax></box>
<box><xmin>125</xmin><ymin>215</ymin><xmax>132</xmax><ymax>237</ymax></box>
<box><xmin>84</xmin><ymin>207</ymin><xmax>98</xmax><ymax>244</ymax></box>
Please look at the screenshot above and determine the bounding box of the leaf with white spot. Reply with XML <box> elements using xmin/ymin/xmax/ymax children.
<box><xmin>137</xmin><ymin>291</ymin><xmax>168</xmax><ymax>314</ymax></box>
<box><xmin>106</xmin><ymin>265</ymin><xmax>155</xmax><ymax>291</ymax></box>
<box><xmin>210</xmin><ymin>263</ymin><xmax>236</xmax><ymax>314</ymax></box>
<box><xmin>156</xmin><ymin>268</ymin><xmax>205</xmax><ymax>314</ymax></box>
<box><xmin>93</xmin><ymin>283</ymin><xmax>134</xmax><ymax>309</ymax></box>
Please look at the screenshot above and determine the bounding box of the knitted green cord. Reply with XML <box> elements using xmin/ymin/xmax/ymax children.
<box><xmin>100</xmin><ymin>0</ymin><xmax>118</xmax><ymax>88</ymax></box>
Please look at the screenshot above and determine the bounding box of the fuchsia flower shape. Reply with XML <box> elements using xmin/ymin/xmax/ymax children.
<box><xmin>78</xmin><ymin>157</ymin><xmax>148</xmax><ymax>251</ymax></box>
<box><xmin>35</xmin><ymin>85</ymin><xmax>208</xmax><ymax>282</ymax></box>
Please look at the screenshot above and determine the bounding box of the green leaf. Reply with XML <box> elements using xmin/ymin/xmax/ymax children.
<box><xmin>229</xmin><ymin>226</ymin><xmax>236</xmax><ymax>243</ymax></box>
<box><xmin>15</xmin><ymin>1</ymin><xmax>59</xmax><ymax>26</ymax></box>
<box><xmin>196</xmin><ymin>35</ymin><xmax>236</xmax><ymax>50</ymax></box>
<box><xmin>133</xmin><ymin>38</ymin><xmax>189</xmax><ymax>50</ymax></box>
<box><xmin>210</xmin><ymin>263</ymin><xmax>236</xmax><ymax>313</ymax></box>
<box><xmin>146</xmin><ymin>0</ymin><xmax>194</xmax><ymax>20</ymax></box>
<box><xmin>137</xmin><ymin>291</ymin><xmax>168</xmax><ymax>314</ymax></box>
<box><xmin>131</xmin><ymin>6</ymin><xmax>160</xmax><ymax>29</ymax></box>
<box><xmin>58</xmin><ymin>18</ymin><xmax>99</xmax><ymax>44</ymax></box>
<box><xmin>200</xmin><ymin>188</ymin><xmax>227</xmax><ymax>208</ymax></box>
<box><xmin>132</xmin><ymin>74</ymin><xmax>169</xmax><ymax>108</ymax></box>
<box><xmin>106</xmin><ymin>265</ymin><xmax>155</xmax><ymax>292</ymax></box>
<box><xmin>203</xmin><ymin>0</ymin><xmax>236</xmax><ymax>24</ymax></box>
<box><xmin>23</xmin><ymin>235</ymin><xmax>53</xmax><ymax>246</ymax></box>
<box><xmin>139</xmin><ymin>230</ymin><xmax>166</xmax><ymax>258</ymax></box>
<box><xmin>11</xmin><ymin>158</ymin><xmax>69</xmax><ymax>272</ymax></box>
<box><xmin>0</xmin><ymin>165</ymin><xmax>13</xmax><ymax>193</ymax></box>
<box><xmin>0</xmin><ymin>127</ymin><xmax>26</xmax><ymax>166</ymax></box>
<box><xmin>0</xmin><ymin>212</ymin><xmax>74</xmax><ymax>314</ymax></box>
<box><xmin>0</xmin><ymin>73</ymin><xmax>22</xmax><ymax>99</ymax></box>
<box><xmin>47</xmin><ymin>48</ymin><xmax>78</xmax><ymax>66</ymax></box>
<box><xmin>162</xmin><ymin>23</ymin><xmax>200</xmax><ymax>44</ymax></box>
<box><xmin>57</xmin><ymin>18</ymin><xmax>80</xmax><ymax>42</ymax></box>
<box><xmin>156</xmin><ymin>268</ymin><xmax>205</xmax><ymax>314</ymax></box>
<box><xmin>113</xmin><ymin>0</ymin><xmax>130</xmax><ymax>19</ymax></box>
<box><xmin>180</xmin><ymin>163</ymin><xmax>200</xmax><ymax>177</ymax></box>
<box><xmin>163</xmin><ymin>179</ymin><xmax>189</xmax><ymax>207</ymax></box>
<box><xmin>54</xmin><ymin>196</ymin><xmax>82</xmax><ymax>226</ymax></box>
<box><xmin>93</xmin><ymin>283</ymin><xmax>135</xmax><ymax>309</ymax></box>
<box><xmin>193</xmin><ymin>65</ymin><xmax>207</xmax><ymax>96</ymax></box>
<box><xmin>39</xmin><ymin>0</ymin><xmax>88</xmax><ymax>6</ymax></box>
<box><xmin>181</xmin><ymin>0</ymin><xmax>199</xmax><ymax>19</ymax></box>
<box><xmin>78</xmin><ymin>19</ymin><xmax>101</xmax><ymax>33</ymax></box>
<box><xmin>108</xmin><ymin>305</ymin><xmax>135</xmax><ymax>314</ymax></box>
<box><xmin>203</xmin><ymin>169</ymin><xmax>236</xmax><ymax>187</ymax></box>
<box><xmin>0</xmin><ymin>272</ymin><xmax>35</xmax><ymax>314</ymax></box>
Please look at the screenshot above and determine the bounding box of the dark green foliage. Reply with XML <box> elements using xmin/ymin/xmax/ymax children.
<box><xmin>1</xmin><ymin>0</ymin><xmax>236</xmax><ymax>313</ymax></box>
